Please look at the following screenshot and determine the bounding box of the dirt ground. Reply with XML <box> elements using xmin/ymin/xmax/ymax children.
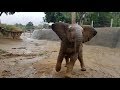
<box><xmin>0</xmin><ymin>33</ymin><xmax>120</xmax><ymax>78</ymax></box>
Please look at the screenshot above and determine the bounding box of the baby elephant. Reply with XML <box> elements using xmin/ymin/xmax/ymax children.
<box><xmin>51</xmin><ymin>22</ymin><xmax>97</xmax><ymax>77</ymax></box>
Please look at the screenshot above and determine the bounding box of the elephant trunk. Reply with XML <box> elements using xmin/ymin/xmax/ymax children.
<box><xmin>74</xmin><ymin>24</ymin><xmax>83</xmax><ymax>53</ymax></box>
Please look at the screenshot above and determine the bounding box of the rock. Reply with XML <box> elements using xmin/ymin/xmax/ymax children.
<box><xmin>35</xmin><ymin>43</ymin><xmax>40</xmax><ymax>46</ymax></box>
<box><xmin>17</xmin><ymin>47</ymin><xmax>26</xmax><ymax>49</ymax></box>
<box><xmin>1</xmin><ymin>70</ymin><xmax>12</xmax><ymax>76</ymax></box>
<box><xmin>1</xmin><ymin>53</ymin><xmax>13</xmax><ymax>56</ymax></box>
<box><xmin>52</xmin><ymin>51</ymin><xmax>57</xmax><ymax>52</ymax></box>
<box><xmin>12</xmin><ymin>48</ymin><xmax>17</xmax><ymax>49</ymax></box>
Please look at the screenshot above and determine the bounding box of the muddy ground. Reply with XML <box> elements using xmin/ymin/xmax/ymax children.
<box><xmin>0</xmin><ymin>33</ymin><xmax>120</xmax><ymax>78</ymax></box>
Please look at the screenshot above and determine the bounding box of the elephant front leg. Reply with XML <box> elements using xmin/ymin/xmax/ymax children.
<box><xmin>65</xmin><ymin>53</ymin><xmax>78</xmax><ymax>78</ymax></box>
<box><xmin>78</xmin><ymin>47</ymin><xmax>86</xmax><ymax>71</ymax></box>
<box><xmin>56</xmin><ymin>52</ymin><xmax>64</xmax><ymax>72</ymax></box>
<box><xmin>56</xmin><ymin>42</ymin><xmax>66</xmax><ymax>72</ymax></box>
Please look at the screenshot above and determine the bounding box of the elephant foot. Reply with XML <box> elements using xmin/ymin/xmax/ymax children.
<box><xmin>81</xmin><ymin>67</ymin><xmax>86</xmax><ymax>71</ymax></box>
<box><xmin>55</xmin><ymin>64</ymin><xmax>61</xmax><ymax>72</ymax></box>
<box><xmin>65</xmin><ymin>67</ymin><xmax>73</xmax><ymax>78</ymax></box>
<box><xmin>64</xmin><ymin>72</ymin><xmax>72</xmax><ymax>78</ymax></box>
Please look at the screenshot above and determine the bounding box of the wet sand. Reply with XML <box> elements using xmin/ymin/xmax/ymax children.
<box><xmin>0</xmin><ymin>33</ymin><xmax>120</xmax><ymax>78</ymax></box>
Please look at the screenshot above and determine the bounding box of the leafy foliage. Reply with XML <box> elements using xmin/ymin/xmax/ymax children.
<box><xmin>44</xmin><ymin>12</ymin><xmax>120</xmax><ymax>27</ymax></box>
<box><xmin>15</xmin><ymin>23</ymin><xmax>26</xmax><ymax>31</ymax></box>
<box><xmin>0</xmin><ymin>24</ymin><xmax>22</xmax><ymax>32</ymax></box>
<box><xmin>44</xmin><ymin>12</ymin><xmax>65</xmax><ymax>23</ymax></box>
<box><xmin>111</xmin><ymin>12</ymin><xmax>120</xmax><ymax>27</ymax></box>
<box><xmin>44</xmin><ymin>12</ymin><xmax>88</xmax><ymax>24</ymax></box>
<box><xmin>25</xmin><ymin>22</ymin><xmax>34</xmax><ymax>30</ymax></box>
<box><xmin>84</xmin><ymin>12</ymin><xmax>112</xmax><ymax>27</ymax></box>
<box><xmin>0</xmin><ymin>24</ymin><xmax>22</xmax><ymax>37</ymax></box>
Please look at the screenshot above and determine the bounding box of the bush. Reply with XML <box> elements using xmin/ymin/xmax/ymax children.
<box><xmin>0</xmin><ymin>24</ymin><xmax>23</xmax><ymax>39</ymax></box>
<box><xmin>0</xmin><ymin>24</ymin><xmax>22</xmax><ymax>32</ymax></box>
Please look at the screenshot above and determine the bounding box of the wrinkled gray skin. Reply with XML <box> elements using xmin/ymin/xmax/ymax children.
<box><xmin>51</xmin><ymin>22</ymin><xmax>97</xmax><ymax>77</ymax></box>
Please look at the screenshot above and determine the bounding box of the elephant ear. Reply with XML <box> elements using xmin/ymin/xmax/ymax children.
<box><xmin>51</xmin><ymin>22</ymin><xmax>69</xmax><ymax>41</ymax></box>
<box><xmin>81</xmin><ymin>25</ymin><xmax>97</xmax><ymax>43</ymax></box>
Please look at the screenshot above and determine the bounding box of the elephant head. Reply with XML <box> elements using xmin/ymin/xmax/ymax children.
<box><xmin>51</xmin><ymin>22</ymin><xmax>83</xmax><ymax>44</ymax></box>
<box><xmin>51</xmin><ymin>22</ymin><xmax>97</xmax><ymax>44</ymax></box>
<box><xmin>81</xmin><ymin>25</ymin><xmax>97</xmax><ymax>43</ymax></box>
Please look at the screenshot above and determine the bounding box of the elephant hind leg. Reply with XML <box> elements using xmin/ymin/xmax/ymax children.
<box><xmin>65</xmin><ymin>55</ymin><xmax>69</xmax><ymax>67</ymax></box>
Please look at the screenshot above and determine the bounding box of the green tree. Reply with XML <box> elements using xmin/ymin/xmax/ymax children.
<box><xmin>83</xmin><ymin>12</ymin><xmax>112</xmax><ymax>27</ymax></box>
<box><xmin>25</xmin><ymin>22</ymin><xmax>34</xmax><ymax>30</ymax></box>
<box><xmin>44</xmin><ymin>12</ymin><xmax>89</xmax><ymax>24</ymax></box>
<box><xmin>14</xmin><ymin>23</ymin><xmax>26</xmax><ymax>31</ymax></box>
<box><xmin>95</xmin><ymin>12</ymin><xmax>112</xmax><ymax>27</ymax></box>
<box><xmin>44</xmin><ymin>12</ymin><xmax>65</xmax><ymax>23</ymax></box>
<box><xmin>111</xmin><ymin>12</ymin><xmax>120</xmax><ymax>27</ymax></box>
<box><xmin>61</xmin><ymin>12</ymin><xmax>71</xmax><ymax>23</ymax></box>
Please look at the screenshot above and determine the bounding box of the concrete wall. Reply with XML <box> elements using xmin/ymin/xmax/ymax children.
<box><xmin>86</xmin><ymin>27</ymin><xmax>120</xmax><ymax>48</ymax></box>
<box><xmin>116</xmin><ymin>34</ymin><xmax>120</xmax><ymax>48</ymax></box>
<box><xmin>31</xmin><ymin>28</ymin><xmax>120</xmax><ymax>48</ymax></box>
<box><xmin>31</xmin><ymin>29</ymin><xmax>60</xmax><ymax>41</ymax></box>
